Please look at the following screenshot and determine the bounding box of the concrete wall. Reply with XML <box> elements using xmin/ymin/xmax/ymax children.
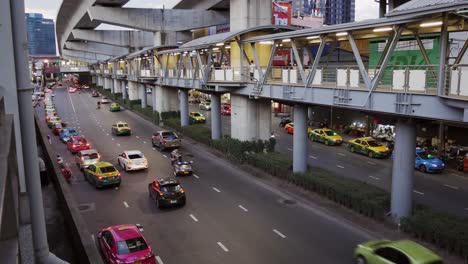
<box><xmin>155</xmin><ymin>85</ymin><xmax>179</xmax><ymax>113</ymax></box>
<box><xmin>231</xmin><ymin>95</ymin><xmax>271</xmax><ymax>141</ymax></box>
<box><xmin>230</xmin><ymin>0</ymin><xmax>272</xmax><ymax>31</ymax></box>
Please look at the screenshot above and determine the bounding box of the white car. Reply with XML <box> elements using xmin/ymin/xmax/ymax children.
<box><xmin>75</xmin><ymin>149</ymin><xmax>100</xmax><ymax>170</ymax></box>
<box><xmin>199</xmin><ymin>101</ymin><xmax>211</xmax><ymax>111</ymax></box>
<box><xmin>100</xmin><ymin>97</ymin><xmax>110</xmax><ymax>104</ymax></box>
<box><xmin>68</xmin><ymin>87</ymin><xmax>77</xmax><ymax>93</ymax></box>
<box><xmin>117</xmin><ymin>150</ymin><xmax>148</xmax><ymax>171</ymax></box>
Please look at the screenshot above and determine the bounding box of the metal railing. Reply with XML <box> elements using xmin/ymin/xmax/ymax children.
<box><xmin>445</xmin><ymin>64</ymin><xmax>468</xmax><ymax>98</ymax></box>
<box><xmin>0</xmin><ymin>96</ymin><xmax>20</xmax><ymax>263</ymax></box>
<box><xmin>116</xmin><ymin>69</ymin><xmax>127</xmax><ymax>76</ymax></box>
<box><xmin>60</xmin><ymin>65</ymin><xmax>90</xmax><ymax>72</ymax></box>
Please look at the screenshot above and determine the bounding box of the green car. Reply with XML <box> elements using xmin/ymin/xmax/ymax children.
<box><xmin>111</xmin><ymin>121</ymin><xmax>131</xmax><ymax>136</ymax></box>
<box><xmin>83</xmin><ymin>162</ymin><xmax>121</xmax><ymax>188</ymax></box>
<box><xmin>109</xmin><ymin>103</ymin><xmax>121</xmax><ymax>112</ymax></box>
<box><xmin>354</xmin><ymin>240</ymin><xmax>443</xmax><ymax>264</ymax></box>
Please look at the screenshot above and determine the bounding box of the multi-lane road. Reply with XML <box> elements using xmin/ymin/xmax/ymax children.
<box><xmin>189</xmin><ymin>105</ymin><xmax>468</xmax><ymax>217</ymax></box>
<box><xmin>38</xmin><ymin>88</ymin><xmax>379</xmax><ymax>264</ymax></box>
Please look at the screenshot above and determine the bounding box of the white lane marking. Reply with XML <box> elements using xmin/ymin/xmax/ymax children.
<box><xmin>136</xmin><ymin>136</ymin><xmax>140</xmax><ymax>139</ymax></box>
<box><xmin>193</xmin><ymin>174</ymin><xmax>200</xmax><ymax>179</ymax></box>
<box><xmin>368</xmin><ymin>175</ymin><xmax>380</xmax><ymax>180</ymax></box>
<box><xmin>123</xmin><ymin>201</ymin><xmax>129</xmax><ymax>208</ymax></box>
<box><xmin>79</xmin><ymin>130</ymin><xmax>83</xmax><ymax>133</ymax></box>
<box><xmin>189</xmin><ymin>214</ymin><xmax>199</xmax><ymax>222</ymax></box>
<box><xmin>337</xmin><ymin>152</ymin><xmax>346</xmax><ymax>156</ymax></box>
<box><xmin>309</xmin><ymin>155</ymin><xmax>317</xmax><ymax>160</ymax></box>
<box><xmin>67</xmin><ymin>89</ymin><xmax>76</xmax><ymax>113</ymax></box>
<box><xmin>287</xmin><ymin>148</ymin><xmax>293</xmax><ymax>151</ymax></box>
<box><xmin>367</xmin><ymin>161</ymin><xmax>376</xmax><ymax>165</ymax></box>
<box><xmin>156</xmin><ymin>256</ymin><xmax>164</xmax><ymax>264</ymax></box>
<box><xmin>212</xmin><ymin>187</ymin><xmax>221</xmax><ymax>193</ymax></box>
<box><xmin>217</xmin><ymin>242</ymin><xmax>229</xmax><ymax>252</ymax></box>
<box><xmin>238</xmin><ymin>205</ymin><xmax>248</xmax><ymax>212</ymax></box>
<box><xmin>162</xmin><ymin>154</ymin><xmax>167</xmax><ymax>158</ymax></box>
<box><xmin>117</xmin><ymin>143</ymin><xmax>120</xmax><ymax>147</ymax></box>
<box><xmin>273</xmin><ymin>229</ymin><xmax>287</xmax><ymax>239</ymax></box>
<box><xmin>143</xmin><ymin>141</ymin><xmax>147</xmax><ymax>144</ymax></box>
<box><xmin>102</xmin><ymin>129</ymin><xmax>105</xmax><ymax>132</ymax></box>
<box><xmin>465</xmin><ymin>208</ymin><xmax>468</xmax><ymax>211</ymax></box>
<box><xmin>91</xmin><ymin>234</ymin><xmax>95</xmax><ymax>242</ymax></box>
<box><xmin>336</xmin><ymin>165</ymin><xmax>345</xmax><ymax>169</ymax></box>
<box><xmin>444</xmin><ymin>184</ymin><xmax>459</xmax><ymax>190</ymax></box>
<box><xmin>152</xmin><ymin>147</ymin><xmax>156</xmax><ymax>151</ymax></box>
<box><xmin>413</xmin><ymin>190</ymin><xmax>424</xmax><ymax>195</ymax></box>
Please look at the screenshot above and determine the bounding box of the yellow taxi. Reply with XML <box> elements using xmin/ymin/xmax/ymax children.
<box><xmin>83</xmin><ymin>162</ymin><xmax>121</xmax><ymax>188</ymax></box>
<box><xmin>189</xmin><ymin>112</ymin><xmax>206</xmax><ymax>123</ymax></box>
<box><xmin>348</xmin><ymin>137</ymin><xmax>390</xmax><ymax>158</ymax></box>
<box><xmin>111</xmin><ymin>121</ymin><xmax>131</xmax><ymax>136</ymax></box>
<box><xmin>309</xmin><ymin>128</ymin><xmax>343</xmax><ymax>145</ymax></box>
<box><xmin>47</xmin><ymin>116</ymin><xmax>62</xmax><ymax>128</ymax></box>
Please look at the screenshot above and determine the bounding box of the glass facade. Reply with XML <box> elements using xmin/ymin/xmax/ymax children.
<box><xmin>25</xmin><ymin>13</ymin><xmax>56</xmax><ymax>55</ymax></box>
<box><xmin>320</xmin><ymin>0</ymin><xmax>355</xmax><ymax>25</ymax></box>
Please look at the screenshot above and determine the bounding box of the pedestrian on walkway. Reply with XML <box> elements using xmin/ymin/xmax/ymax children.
<box><xmin>47</xmin><ymin>134</ymin><xmax>52</xmax><ymax>144</ymax></box>
<box><xmin>38</xmin><ymin>156</ymin><xmax>49</xmax><ymax>186</ymax></box>
<box><xmin>249</xmin><ymin>60</ymin><xmax>255</xmax><ymax>80</ymax></box>
<box><xmin>268</xmin><ymin>131</ymin><xmax>277</xmax><ymax>152</ymax></box>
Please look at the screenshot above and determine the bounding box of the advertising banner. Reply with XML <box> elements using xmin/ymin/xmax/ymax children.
<box><xmin>272</xmin><ymin>2</ymin><xmax>291</xmax><ymax>26</ymax></box>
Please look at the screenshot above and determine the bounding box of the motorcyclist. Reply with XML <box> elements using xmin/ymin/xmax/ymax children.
<box><xmin>170</xmin><ymin>149</ymin><xmax>182</xmax><ymax>165</ymax></box>
<box><xmin>97</xmin><ymin>101</ymin><xmax>101</xmax><ymax>109</ymax></box>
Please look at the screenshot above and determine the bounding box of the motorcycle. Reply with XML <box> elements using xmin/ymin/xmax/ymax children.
<box><xmin>170</xmin><ymin>150</ymin><xmax>193</xmax><ymax>176</ymax></box>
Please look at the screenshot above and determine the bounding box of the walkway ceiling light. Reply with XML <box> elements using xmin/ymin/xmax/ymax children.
<box><xmin>225</xmin><ymin>45</ymin><xmax>231</xmax><ymax>49</ymax></box>
<box><xmin>216</xmin><ymin>43</ymin><xmax>224</xmax><ymax>46</ymax></box>
<box><xmin>259</xmin><ymin>41</ymin><xmax>274</xmax><ymax>45</ymax></box>
<box><xmin>420</xmin><ymin>21</ymin><xmax>443</xmax><ymax>27</ymax></box>
<box><xmin>373</xmin><ymin>27</ymin><xmax>392</xmax><ymax>32</ymax></box>
<box><xmin>212</xmin><ymin>47</ymin><xmax>220</xmax><ymax>51</ymax></box>
<box><xmin>306</xmin><ymin>36</ymin><xmax>319</xmax><ymax>39</ymax></box>
<box><xmin>282</xmin><ymin>38</ymin><xmax>291</xmax><ymax>43</ymax></box>
<box><xmin>336</xmin><ymin>32</ymin><xmax>348</xmax><ymax>36</ymax></box>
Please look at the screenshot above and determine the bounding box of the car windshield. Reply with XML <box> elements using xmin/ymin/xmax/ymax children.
<box><xmin>419</xmin><ymin>152</ymin><xmax>435</xmax><ymax>159</ymax></box>
<box><xmin>68</xmin><ymin>129</ymin><xmax>77</xmax><ymax>134</ymax></box>
<box><xmin>116</xmin><ymin>237</ymin><xmax>148</xmax><ymax>255</ymax></box>
<box><xmin>128</xmin><ymin>154</ymin><xmax>142</xmax><ymax>159</ymax></box>
<box><xmin>75</xmin><ymin>138</ymin><xmax>86</xmax><ymax>144</ymax></box>
<box><xmin>192</xmin><ymin>113</ymin><xmax>201</xmax><ymax>117</ymax></box>
<box><xmin>180</xmin><ymin>164</ymin><xmax>191</xmax><ymax>169</ymax></box>
<box><xmin>55</xmin><ymin>123</ymin><xmax>63</xmax><ymax>128</ymax></box>
<box><xmin>367</xmin><ymin>140</ymin><xmax>382</xmax><ymax>147</ymax></box>
<box><xmin>324</xmin><ymin>131</ymin><xmax>337</xmax><ymax>136</ymax></box>
<box><xmin>50</xmin><ymin>117</ymin><xmax>60</xmax><ymax>121</ymax></box>
<box><xmin>83</xmin><ymin>153</ymin><xmax>98</xmax><ymax>160</ymax></box>
<box><xmin>161</xmin><ymin>184</ymin><xmax>181</xmax><ymax>192</ymax></box>
<box><xmin>99</xmin><ymin>166</ymin><xmax>116</xmax><ymax>173</ymax></box>
<box><xmin>162</xmin><ymin>132</ymin><xmax>177</xmax><ymax>139</ymax></box>
<box><xmin>102</xmin><ymin>97</ymin><xmax>108</xmax><ymax>100</ymax></box>
<box><xmin>118</xmin><ymin>124</ymin><xmax>128</xmax><ymax>127</ymax></box>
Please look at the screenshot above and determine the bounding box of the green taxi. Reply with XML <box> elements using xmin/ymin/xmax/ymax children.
<box><xmin>83</xmin><ymin>162</ymin><xmax>121</xmax><ymax>188</ymax></box>
<box><xmin>111</xmin><ymin>121</ymin><xmax>131</xmax><ymax>136</ymax></box>
<box><xmin>355</xmin><ymin>240</ymin><xmax>443</xmax><ymax>264</ymax></box>
<box><xmin>109</xmin><ymin>103</ymin><xmax>121</xmax><ymax>112</ymax></box>
<box><xmin>348</xmin><ymin>137</ymin><xmax>390</xmax><ymax>158</ymax></box>
<box><xmin>309</xmin><ymin>128</ymin><xmax>343</xmax><ymax>145</ymax></box>
<box><xmin>189</xmin><ymin>112</ymin><xmax>206</xmax><ymax>123</ymax></box>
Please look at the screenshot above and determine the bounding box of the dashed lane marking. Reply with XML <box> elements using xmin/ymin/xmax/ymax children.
<box><xmin>444</xmin><ymin>184</ymin><xmax>459</xmax><ymax>190</ymax></box>
<box><xmin>162</xmin><ymin>154</ymin><xmax>167</xmax><ymax>158</ymax></box>
<box><xmin>152</xmin><ymin>147</ymin><xmax>156</xmax><ymax>151</ymax></box>
<box><xmin>143</xmin><ymin>141</ymin><xmax>147</xmax><ymax>144</ymax></box>
<box><xmin>287</xmin><ymin>148</ymin><xmax>293</xmax><ymax>151</ymax></box>
<box><xmin>106</xmin><ymin>133</ymin><xmax>110</xmax><ymax>136</ymax></box>
<box><xmin>136</xmin><ymin>136</ymin><xmax>140</xmax><ymax>139</ymax></box>
<box><xmin>238</xmin><ymin>205</ymin><xmax>248</xmax><ymax>212</ymax></box>
<box><xmin>112</xmin><ymin>138</ymin><xmax>115</xmax><ymax>141</ymax></box>
<box><xmin>309</xmin><ymin>156</ymin><xmax>318</xmax><ymax>160</ymax></box>
<box><xmin>193</xmin><ymin>174</ymin><xmax>200</xmax><ymax>179</ymax></box>
<box><xmin>189</xmin><ymin>214</ymin><xmax>199</xmax><ymax>222</ymax></box>
<box><xmin>217</xmin><ymin>242</ymin><xmax>229</xmax><ymax>252</ymax></box>
<box><xmin>117</xmin><ymin>143</ymin><xmax>120</xmax><ymax>147</ymax></box>
<box><xmin>336</xmin><ymin>165</ymin><xmax>345</xmax><ymax>169</ymax></box>
<box><xmin>123</xmin><ymin>201</ymin><xmax>129</xmax><ymax>208</ymax></box>
<box><xmin>156</xmin><ymin>256</ymin><xmax>164</xmax><ymax>264</ymax></box>
<box><xmin>367</xmin><ymin>161</ymin><xmax>376</xmax><ymax>165</ymax></box>
<box><xmin>91</xmin><ymin>234</ymin><xmax>95</xmax><ymax>242</ymax></box>
<box><xmin>212</xmin><ymin>187</ymin><xmax>221</xmax><ymax>193</ymax></box>
<box><xmin>337</xmin><ymin>152</ymin><xmax>346</xmax><ymax>156</ymax></box>
<box><xmin>413</xmin><ymin>190</ymin><xmax>424</xmax><ymax>195</ymax></box>
<box><xmin>368</xmin><ymin>176</ymin><xmax>380</xmax><ymax>180</ymax></box>
<box><xmin>273</xmin><ymin>229</ymin><xmax>287</xmax><ymax>239</ymax></box>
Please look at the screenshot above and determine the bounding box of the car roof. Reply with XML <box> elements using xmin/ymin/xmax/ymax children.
<box><xmin>357</xmin><ymin>137</ymin><xmax>375</xmax><ymax>141</ymax></box>
<box><xmin>390</xmin><ymin>240</ymin><xmax>441</xmax><ymax>261</ymax></box>
<box><xmin>79</xmin><ymin>149</ymin><xmax>98</xmax><ymax>155</ymax></box>
<box><xmin>71</xmin><ymin>136</ymin><xmax>85</xmax><ymax>140</ymax></box>
<box><xmin>125</xmin><ymin>150</ymin><xmax>143</xmax><ymax>155</ymax></box>
<box><xmin>416</xmin><ymin>148</ymin><xmax>425</xmax><ymax>154</ymax></box>
<box><xmin>115</xmin><ymin>121</ymin><xmax>128</xmax><ymax>125</ymax></box>
<box><xmin>108</xmin><ymin>224</ymin><xmax>142</xmax><ymax>242</ymax></box>
<box><xmin>95</xmin><ymin>162</ymin><xmax>114</xmax><ymax>168</ymax></box>
<box><xmin>157</xmin><ymin>177</ymin><xmax>180</xmax><ymax>186</ymax></box>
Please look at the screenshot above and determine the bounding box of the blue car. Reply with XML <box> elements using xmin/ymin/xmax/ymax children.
<box><xmin>415</xmin><ymin>148</ymin><xmax>445</xmax><ymax>173</ymax></box>
<box><xmin>59</xmin><ymin>128</ymin><xmax>78</xmax><ymax>143</ymax></box>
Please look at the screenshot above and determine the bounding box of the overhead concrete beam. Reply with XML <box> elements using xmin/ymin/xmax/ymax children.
<box><xmin>65</xmin><ymin>41</ymin><xmax>129</xmax><ymax>56</ymax></box>
<box><xmin>62</xmin><ymin>55</ymin><xmax>98</xmax><ymax>64</ymax></box>
<box><xmin>63</xmin><ymin>49</ymin><xmax>112</xmax><ymax>61</ymax></box>
<box><xmin>87</xmin><ymin>6</ymin><xmax>230</xmax><ymax>32</ymax></box>
<box><xmin>70</xmin><ymin>29</ymin><xmax>153</xmax><ymax>48</ymax></box>
<box><xmin>175</xmin><ymin>0</ymin><xmax>227</xmax><ymax>10</ymax></box>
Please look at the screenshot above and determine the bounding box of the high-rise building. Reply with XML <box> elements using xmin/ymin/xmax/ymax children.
<box><xmin>319</xmin><ymin>0</ymin><xmax>355</xmax><ymax>25</ymax></box>
<box><xmin>25</xmin><ymin>13</ymin><xmax>56</xmax><ymax>55</ymax></box>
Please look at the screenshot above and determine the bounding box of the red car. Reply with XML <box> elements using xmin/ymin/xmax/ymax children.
<box><xmin>52</xmin><ymin>122</ymin><xmax>64</xmax><ymax>135</ymax></box>
<box><xmin>97</xmin><ymin>224</ymin><xmax>156</xmax><ymax>264</ymax></box>
<box><xmin>221</xmin><ymin>105</ymin><xmax>231</xmax><ymax>116</ymax></box>
<box><xmin>67</xmin><ymin>136</ymin><xmax>90</xmax><ymax>154</ymax></box>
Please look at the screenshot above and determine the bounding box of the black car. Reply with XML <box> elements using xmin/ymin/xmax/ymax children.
<box><xmin>148</xmin><ymin>178</ymin><xmax>186</xmax><ymax>208</ymax></box>
<box><xmin>279</xmin><ymin>118</ymin><xmax>292</xmax><ymax>127</ymax></box>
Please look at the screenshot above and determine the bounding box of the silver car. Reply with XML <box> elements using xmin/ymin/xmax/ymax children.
<box><xmin>152</xmin><ymin>131</ymin><xmax>181</xmax><ymax>150</ymax></box>
<box><xmin>75</xmin><ymin>149</ymin><xmax>100</xmax><ymax>170</ymax></box>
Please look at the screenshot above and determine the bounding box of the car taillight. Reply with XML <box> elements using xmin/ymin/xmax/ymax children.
<box><xmin>86</xmin><ymin>143</ymin><xmax>90</xmax><ymax>147</ymax></box>
<box><xmin>81</xmin><ymin>157</ymin><xmax>84</xmax><ymax>161</ymax></box>
<box><xmin>98</xmin><ymin>176</ymin><xmax>103</xmax><ymax>180</ymax></box>
<box><xmin>72</xmin><ymin>144</ymin><xmax>77</xmax><ymax>148</ymax></box>
<box><xmin>97</xmin><ymin>154</ymin><xmax>100</xmax><ymax>159</ymax></box>
<box><xmin>117</xmin><ymin>172</ymin><xmax>121</xmax><ymax>177</ymax></box>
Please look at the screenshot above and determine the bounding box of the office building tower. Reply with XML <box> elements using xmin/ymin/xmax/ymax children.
<box><xmin>25</xmin><ymin>13</ymin><xmax>56</xmax><ymax>55</ymax></box>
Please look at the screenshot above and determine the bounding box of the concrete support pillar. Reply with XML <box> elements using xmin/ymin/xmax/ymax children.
<box><xmin>307</xmin><ymin>106</ymin><xmax>314</xmax><ymax>122</ymax></box>
<box><xmin>231</xmin><ymin>95</ymin><xmax>271</xmax><ymax>141</ymax></box>
<box><xmin>154</xmin><ymin>85</ymin><xmax>179</xmax><ymax>113</ymax></box>
<box><xmin>211</xmin><ymin>93</ymin><xmax>222</xmax><ymax>140</ymax></box>
<box><xmin>92</xmin><ymin>75</ymin><xmax>96</xmax><ymax>85</ymax></box>
<box><xmin>464</xmin><ymin>109</ymin><xmax>468</xmax><ymax>122</ymax></box>
<box><xmin>180</xmin><ymin>89</ymin><xmax>189</xmax><ymax>127</ymax></box>
<box><xmin>230</xmin><ymin>0</ymin><xmax>272</xmax><ymax>31</ymax></box>
<box><xmin>438</xmin><ymin>120</ymin><xmax>445</xmax><ymax>154</ymax></box>
<box><xmin>152</xmin><ymin>87</ymin><xmax>157</xmax><ymax>112</ymax></box>
<box><xmin>391</xmin><ymin>120</ymin><xmax>416</xmax><ymax>222</ymax></box>
<box><xmin>113</xmin><ymin>79</ymin><xmax>121</xmax><ymax>93</ymax></box>
<box><xmin>127</xmin><ymin>81</ymin><xmax>139</xmax><ymax>100</ymax></box>
<box><xmin>293</xmin><ymin>105</ymin><xmax>308</xmax><ymax>173</ymax></box>
<box><xmin>121</xmin><ymin>80</ymin><xmax>127</xmax><ymax>99</ymax></box>
<box><xmin>110</xmin><ymin>78</ymin><xmax>115</xmax><ymax>93</ymax></box>
<box><xmin>140</xmin><ymin>83</ymin><xmax>147</xmax><ymax>108</ymax></box>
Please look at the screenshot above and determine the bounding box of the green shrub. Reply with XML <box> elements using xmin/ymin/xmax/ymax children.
<box><xmin>401</xmin><ymin>206</ymin><xmax>468</xmax><ymax>259</ymax></box>
<box><xmin>211</xmin><ymin>137</ymin><xmax>271</xmax><ymax>162</ymax></box>
<box><xmin>132</xmin><ymin>105</ymin><xmax>155</xmax><ymax>120</ymax></box>
<box><xmin>246</xmin><ymin>152</ymin><xmax>292</xmax><ymax>178</ymax></box>
<box><xmin>183</xmin><ymin>124</ymin><xmax>211</xmax><ymax>145</ymax></box>
<box><xmin>161</xmin><ymin>111</ymin><xmax>180</xmax><ymax>120</ymax></box>
<box><xmin>163</xmin><ymin>118</ymin><xmax>182</xmax><ymax>132</ymax></box>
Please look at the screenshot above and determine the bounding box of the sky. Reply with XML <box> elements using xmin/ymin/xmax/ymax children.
<box><xmin>24</xmin><ymin>0</ymin><xmax>380</xmax><ymax>22</ymax></box>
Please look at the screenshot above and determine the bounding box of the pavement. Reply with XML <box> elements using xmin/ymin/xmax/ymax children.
<box><xmin>35</xmin><ymin>87</ymin><xmax>385</xmax><ymax>264</ymax></box>
<box><xmin>190</xmin><ymin>105</ymin><xmax>468</xmax><ymax>217</ymax></box>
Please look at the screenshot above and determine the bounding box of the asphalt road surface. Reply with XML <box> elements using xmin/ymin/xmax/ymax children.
<box><xmin>193</xmin><ymin>105</ymin><xmax>468</xmax><ymax>217</ymax></box>
<box><xmin>38</xmin><ymin>88</ymin><xmax>376</xmax><ymax>264</ymax></box>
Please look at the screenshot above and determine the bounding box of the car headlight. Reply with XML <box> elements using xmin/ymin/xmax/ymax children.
<box><xmin>431</xmin><ymin>164</ymin><xmax>438</xmax><ymax>167</ymax></box>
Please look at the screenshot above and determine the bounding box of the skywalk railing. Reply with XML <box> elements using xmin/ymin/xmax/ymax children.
<box><xmin>445</xmin><ymin>64</ymin><xmax>468</xmax><ymax>99</ymax></box>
